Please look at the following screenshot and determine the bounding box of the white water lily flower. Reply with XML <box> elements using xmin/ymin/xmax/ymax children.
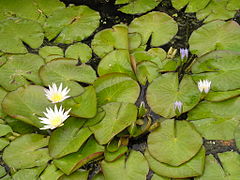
<box><xmin>198</xmin><ymin>80</ymin><xmax>211</xmax><ymax>93</ymax></box>
<box><xmin>44</xmin><ymin>83</ymin><xmax>70</xmax><ymax>103</ymax></box>
<box><xmin>174</xmin><ymin>101</ymin><xmax>183</xmax><ymax>114</ymax></box>
<box><xmin>39</xmin><ymin>105</ymin><xmax>71</xmax><ymax>130</ymax></box>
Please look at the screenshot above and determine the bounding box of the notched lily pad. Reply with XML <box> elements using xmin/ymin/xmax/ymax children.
<box><xmin>3</xmin><ymin>134</ymin><xmax>51</xmax><ymax>169</ymax></box>
<box><xmin>39</xmin><ymin>46</ymin><xmax>64</xmax><ymax>63</ymax></box>
<box><xmin>0</xmin><ymin>18</ymin><xmax>44</xmax><ymax>53</ymax></box>
<box><xmin>44</xmin><ymin>5</ymin><xmax>100</xmax><ymax>44</ymax></box>
<box><xmin>0</xmin><ymin>54</ymin><xmax>45</xmax><ymax>91</ymax></box>
<box><xmin>129</xmin><ymin>11</ymin><xmax>178</xmax><ymax>46</ymax></box>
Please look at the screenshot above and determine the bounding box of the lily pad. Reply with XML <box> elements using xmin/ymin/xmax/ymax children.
<box><xmin>98</xmin><ymin>50</ymin><xmax>135</xmax><ymax>79</ymax></box>
<box><xmin>191</xmin><ymin>118</ymin><xmax>239</xmax><ymax>140</ymax></box>
<box><xmin>12</xmin><ymin>166</ymin><xmax>46</xmax><ymax>180</ymax></box>
<box><xmin>40</xmin><ymin>164</ymin><xmax>64</xmax><ymax>180</ymax></box>
<box><xmin>129</xmin><ymin>11</ymin><xmax>178</xmax><ymax>46</ymax></box>
<box><xmin>196</xmin><ymin>0</ymin><xmax>237</xmax><ymax>23</ymax></box>
<box><xmin>0</xmin><ymin>138</ymin><xmax>9</xmax><ymax>151</ymax></box>
<box><xmin>2</xmin><ymin>85</ymin><xmax>52</xmax><ymax>127</ymax></box>
<box><xmin>49</xmin><ymin>117</ymin><xmax>92</xmax><ymax>159</ymax></box>
<box><xmin>104</xmin><ymin>145</ymin><xmax>128</xmax><ymax>162</ymax></box>
<box><xmin>0</xmin><ymin>18</ymin><xmax>44</xmax><ymax>53</ymax></box>
<box><xmin>44</xmin><ymin>5</ymin><xmax>100</xmax><ymax>44</ymax></box>
<box><xmin>145</xmin><ymin>147</ymin><xmax>205</xmax><ymax>178</ymax></box>
<box><xmin>91</xmin><ymin>24</ymin><xmax>129</xmax><ymax>58</ymax></box>
<box><xmin>189</xmin><ymin>21</ymin><xmax>240</xmax><ymax>56</ymax></box>
<box><xmin>39</xmin><ymin>46</ymin><xmax>64</xmax><ymax>63</ymax></box>
<box><xmin>0</xmin><ymin>124</ymin><xmax>12</xmax><ymax>137</ymax></box>
<box><xmin>94</xmin><ymin>73</ymin><xmax>140</xmax><ymax>105</ymax></box>
<box><xmin>0</xmin><ymin>87</ymin><xmax>7</xmax><ymax>118</ymax></box>
<box><xmin>90</xmin><ymin>102</ymin><xmax>137</xmax><ymax>144</ymax></box>
<box><xmin>187</xmin><ymin>97</ymin><xmax>240</xmax><ymax>121</ymax></box>
<box><xmin>0</xmin><ymin>54</ymin><xmax>45</xmax><ymax>91</ymax></box>
<box><xmin>205</xmin><ymin>89</ymin><xmax>240</xmax><ymax>102</ymax></box>
<box><xmin>191</xmin><ymin>50</ymin><xmax>240</xmax><ymax>91</ymax></box>
<box><xmin>3</xmin><ymin>134</ymin><xmax>51</xmax><ymax>169</ymax></box>
<box><xmin>60</xmin><ymin>169</ymin><xmax>89</xmax><ymax>180</ymax></box>
<box><xmin>101</xmin><ymin>150</ymin><xmax>149</xmax><ymax>180</ymax></box>
<box><xmin>39</xmin><ymin>60</ymin><xmax>97</xmax><ymax>96</ymax></box>
<box><xmin>116</xmin><ymin>0</ymin><xmax>162</xmax><ymax>15</ymax></box>
<box><xmin>83</xmin><ymin>108</ymin><xmax>106</xmax><ymax>127</ymax></box>
<box><xmin>147</xmin><ymin>73</ymin><xmax>201</xmax><ymax>118</ymax></box>
<box><xmin>65</xmin><ymin>43</ymin><xmax>92</xmax><ymax>63</ymax></box>
<box><xmin>63</xmin><ymin>86</ymin><xmax>97</xmax><ymax>118</ymax></box>
<box><xmin>53</xmin><ymin>137</ymin><xmax>104</xmax><ymax>175</ymax></box>
<box><xmin>171</xmin><ymin>0</ymin><xmax>210</xmax><ymax>12</ymax></box>
<box><xmin>148</xmin><ymin>119</ymin><xmax>202</xmax><ymax>166</ymax></box>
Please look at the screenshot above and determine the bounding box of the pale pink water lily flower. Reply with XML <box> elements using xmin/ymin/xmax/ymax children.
<box><xmin>198</xmin><ymin>80</ymin><xmax>211</xmax><ymax>94</ymax></box>
<box><xmin>39</xmin><ymin>105</ymin><xmax>71</xmax><ymax>130</ymax></box>
<box><xmin>44</xmin><ymin>83</ymin><xmax>70</xmax><ymax>103</ymax></box>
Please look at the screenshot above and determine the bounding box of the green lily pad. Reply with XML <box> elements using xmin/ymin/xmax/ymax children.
<box><xmin>60</xmin><ymin>169</ymin><xmax>89</xmax><ymax>180</ymax></box>
<box><xmin>147</xmin><ymin>73</ymin><xmax>201</xmax><ymax>118</ymax></box>
<box><xmin>83</xmin><ymin>108</ymin><xmax>106</xmax><ymax>127</ymax></box>
<box><xmin>136</xmin><ymin>61</ymin><xmax>159</xmax><ymax>85</ymax></box>
<box><xmin>65</xmin><ymin>43</ymin><xmax>92</xmax><ymax>63</ymax></box>
<box><xmin>191</xmin><ymin>51</ymin><xmax>240</xmax><ymax>91</ymax></box>
<box><xmin>0</xmin><ymin>0</ymin><xmax>64</xmax><ymax>23</ymax></box>
<box><xmin>91</xmin><ymin>24</ymin><xmax>128</xmax><ymax>58</ymax></box>
<box><xmin>235</xmin><ymin>123</ymin><xmax>240</xmax><ymax>150</ymax></box>
<box><xmin>94</xmin><ymin>73</ymin><xmax>140</xmax><ymax>105</ymax></box>
<box><xmin>0</xmin><ymin>138</ymin><xmax>9</xmax><ymax>151</ymax></box>
<box><xmin>2</xmin><ymin>85</ymin><xmax>52</xmax><ymax>127</ymax></box>
<box><xmin>116</xmin><ymin>0</ymin><xmax>162</xmax><ymax>15</ymax></box>
<box><xmin>187</xmin><ymin>97</ymin><xmax>240</xmax><ymax>121</ymax></box>
<box><xmin>63</xmin><ymin>86</ymin><xmax>97</xmax><ymax>118</ymax></box>
<box><xmin>0</xmin><ymin>87</ymin><xmax>7</xmax><ymax>118</ymax></box>
<box><xmin>129</xmin><ymin>11</ymin><xmax>178</xmax><ymax>46</ymax></box>
<box><xmin>196</xmin><ymin>0</ymin><xmax>237</xmax><ymax>23</ymax></box>
<box><xmin>44</xmin><ymin>5</ymin><xmax>100</xmax><ymax>44</ymax></box>
<box><xmin>0</xmin><ymin>54</ymin><xmax>45</xmax><ymax>91</ymax></box>
<box><xmin>39</xmin><ymin>46</ymin><xmax>64</xmax><ymax>63</ymax></box>
<box><xmin>3</xmin><ymin>134</ymin><xmax>51</xmax><ymax>169</ymax></box>
<box><xmin>128</xmin><ymin>33</ymin><xmax>142</xmax><ymax>51</ymax></box>
<box><xmin>145</xmin><ymin>147</ymin><xmax>205</xmax><ymax>178</ymax></box>
<box><xmin>98</xmin><ymin>50</ymin><xmax>135</xmax><ymax>79</ymax></box>
<box><xmin>39</xmin><ymin>60</ymin><xmax>97</xmax><ymax>96</ymax></box>
<box><xmin>0</xmin><ymin>165</ymin><xmax>6</xmax><ymax>178</ymax></box>
<box><xmin>191</xmin><ymin>118</ymin><xmax>239</xmax><ymax>140</ymax></box>
<box><xmin>90</xmin><ymin>102</ymin><xmax>137</xmax><ymax>144</ymax></box>
<box><xmin>171</xmin><ymin>0</ymin><xmax>210</xmax><ymax>12</ymax></box>
<box><xmin>189</xmin><ymin>21</ymin><xmax>240</xmax><ymax>56</ymax></box>
<box><xmin>0</xmin><ymin>18</ymin><xmax>44</xmax><ymax>53</ymax></box>
<box><xmin>101</xmin><ymin>150</ymin><xmax>149</xmax><ymax>180</ymax></box>
<box><xmin>205</xmin><ymin>89</ymin><xmax>240</xmax><ymax>102</ymax></box>
<box><xmin>104</xmin><ymin>145</ymin><xmax>128</xmax><ymax>162</ymax></box>
<box><xmin>40</xmin><ymin>164</ymin><xmax>64</xmax><ymax>180</ymax></box>
<box><xmin>49</xmin><ymin>117</ymin><xmax>92</xmax><ymax>159</ymax></box>
<box><xmin>0</xmin><ymin>124</ymin><xmax>12</xmax><ymax>137</ymax></box>
<box><xmin>53</xmin><ymin>137</ymin><xmax>104</xmax><ymax>175</ymax></box>
<box><xmin>148</xmin><ymin>119</ymin><xmax>202</xmax><ymax>166</ymax></box>
<box><xmin>12</xmin><ymin>165</ymin><xmax>46</xmax><ymax>180</ymax></box>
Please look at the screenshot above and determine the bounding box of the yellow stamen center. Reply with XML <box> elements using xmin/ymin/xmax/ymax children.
<box><xmin>51</xmin><ymin>116</ymin><xmax>62</xmax><ymax>127</ymax></box>
<box><xmin>51</xmin><ymin>93</ymin><xmax>63</xmax><ymax>102</ymax></box>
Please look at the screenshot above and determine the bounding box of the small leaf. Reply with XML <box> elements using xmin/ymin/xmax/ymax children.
<box><xmin>39</xmin><ymin>46</ymin><xmax>64</xmax><ymax>63</ymax></box>
<box><xmin>40</xmin><ymin>164</ymin><xmax>64</xmax><ymax>180</ymax></box>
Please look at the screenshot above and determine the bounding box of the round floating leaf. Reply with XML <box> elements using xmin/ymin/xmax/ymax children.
<box><xmin>94</xmin><ymin>73</ymin><xmax>140</xmax><ymax>105</ymax></box>
<box><xmin>104</xmin><ymin>145</ymin><xmax>128</xmax><ymax>162</ymax></box>
<box><xmin>191</xmin><ymin>51</ymin><xmax>240</xmax><ymax>91</ymax></box>
<box><xmin>0</xmin><ymin>54</ymin><xmax>45</xmax><ymax>91</ymax></box>
<box><xmin>39</xmin><ymin>46</ymin><xmax>64</xmax><ymax>63</ymax></box>
<box><xmin>189</xmin><ymin>21</ymin><xmax>240</xmax><ymax>56</ymax></box>
<box><xmin>171</xmin><ymin>0</ymin><xmax>210</xmax><ymax>12</ymax></box>
<box><xmin>148</xmin><ymin>120</ymin><xmax>202</xmax><ymax>166</ymax></box>
<box><xmin>0</xmin><ymin>124</ymin><xmax>12</xmax><ymax>137</ymax></box>
<box><xmin>3</xmin><ymin>134</ymin><xmax>51</xmax><ymax>169</ymax></box>
<box><xmin>65</xmin><ymin>43</ymin><xmax>92</xmax><ymax>63</ymax></box>
<box><xmin>0</xmin><ymin>138</ymin><xmax>9</xmax><ymax>151</ymax></box>
<box><xmin>145</xmin><ymin>147</ymin><xmax>205</xmax><ymax>178</ymax></box>
<box><xmin>129</xmin><ymin>11</ymin><xmax>178</xmax><ymax>46</ymax></box>
<box><xmin>53</xmin><ymin>137</ymin><xmax>104</xmax><ymax>175</ymax></box>
<box><xmin>40</xmin><ymin>164</ymin><xmax>64</xmax><ymax>180</ymax></box>
<box><xmin>191</xmin><ymin>118</ymin><xmax>239</xmax><ymax>140</ymax></box>
<box><xmin>196</xmin><ymin>0</ymin><xmax>237</xmax><ymax>23</ymax></box>
<box><xmin>0</xmin><ymin>0</ymin><xmax>65</xmax><ymax>23</ymax></box>
<box><xmin>92</xmin><ymin>24</ymin><xmax>129</xmax><ymax>58</ymax></box>
<box><xmin>187</xmin><ymin>97</ymin><xmax>240</xmax><ymax>121</ymax></box>
<box><xmin>44</xmin><ymin>5</ymin><xmax>100</xmax><ymax>44</ymax></box>
<box><xmin>0</xmin><ymin>18</ymin><xmax>44</xmax><ymax>53</ymax></box>
<box><xmin>90</xmin><ymin>102</ymin><xmax>137</xmax><ymax>144</ymax></box>
<box><xmin>147</xmin><ymin>73</ymin><xmax>201</xmax><ymax>118</ymax></box>
<box><xmin>12</xmin><ymin>166</ymin><xmax>46</xmax><ymax>180</ymax></box>
<box><xmin>49</xmin><ymin>117</ymin><xmax>92</xmax><ymax>159</ymax></box>
<box><xmin>39</xmin><ymin>60</ymin><xmax>97</xmax><ymax>96</ymax></box>
<box><xmin>116</xmin><ymin>0</ymin><xmax>162</xmax><ymax>15</ymax></box>
<box><xmin>98</xmin><ymin>50</ymin><xmax>135</xmax><ymax>79</ymax></box>
<box><xmin>101</xmin><ymin>150</ymin><xmax>149</xmax><ymax>180</ymax></box>
<box><xmin>2</xmin><ymin>85</ymin><xmax>52</xmax><ymax>127</ymax></box>
<box><xmin>205</xmin><ymin>89</ymin><xmax>240</xmax><ymax>102</ymax></box>
<box><xmin>0</xmin><ymin>87</ymin><xmax>7</xmax><ymax>118</ymax></box>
